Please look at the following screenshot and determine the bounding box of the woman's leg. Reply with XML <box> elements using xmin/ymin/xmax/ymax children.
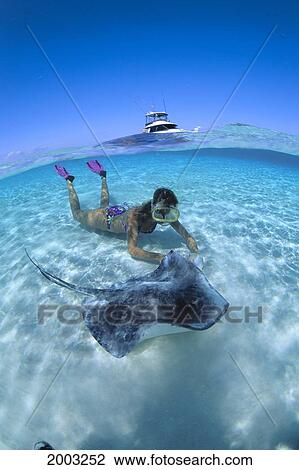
<box><xmin>100</xmin><ymin>175</ymin><xmax>109</xmax><ymax>208</ymax></box>
<box><xmin>66</xmin><ymin>180</ymin><xmax>88</xmax><ymax>224</ymax></box>
<box><xmin>67</xmin><ymin>180</ymin><xmax>108</xmax><ymax>230</ymax></box>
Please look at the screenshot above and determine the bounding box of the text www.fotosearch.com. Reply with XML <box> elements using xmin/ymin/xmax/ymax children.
<box><xmin>113</xmin><ymin>453</ymin><xmax>253</xmax><ymax>466</ymax></box>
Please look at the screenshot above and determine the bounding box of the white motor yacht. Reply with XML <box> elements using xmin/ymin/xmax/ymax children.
<box><xmin>143</xmin><ymin>111</ymin><xmax>184</xmax><ymax>133</ymax></box>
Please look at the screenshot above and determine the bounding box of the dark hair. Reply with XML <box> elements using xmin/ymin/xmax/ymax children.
<box><xmin>152</xmin><ymin>188</ymin><xmax>178</xmax><ymax>206</ymax></box>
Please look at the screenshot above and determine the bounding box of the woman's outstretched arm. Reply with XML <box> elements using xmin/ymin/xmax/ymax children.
<box><xmin>170</xmin><ymin>220</ymin><xmax>199</xmax><ymax>254</ymax></box>
<box><xmin>127</xmin><ymin>209</ymin><xmax>163</xmax><ymax>263</ymax></box>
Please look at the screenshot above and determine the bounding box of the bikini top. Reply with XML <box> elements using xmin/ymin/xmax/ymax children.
<box><xmin>139</xmin><ymin>222</ymin><xmax>157</xmax><ymax>234</ymax></box>
<box><xmin>138</xmin><ymin>210</ymin><xmax>157</xmax><ymax>234</ymax></box>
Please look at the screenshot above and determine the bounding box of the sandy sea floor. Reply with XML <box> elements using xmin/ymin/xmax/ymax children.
<box><xmin>0</xmin><ymin>150</ymin><xmax>298</xmax><ymax>449</ymax></box>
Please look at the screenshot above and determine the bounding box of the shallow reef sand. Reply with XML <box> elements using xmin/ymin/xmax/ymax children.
<box><xmin>0</xmin><ymin>147</ymin><xmax>298</xmax><ymax>449</ymax></box>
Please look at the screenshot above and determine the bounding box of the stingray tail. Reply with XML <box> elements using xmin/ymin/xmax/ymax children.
<box><xmin>25</xmin><ymin>249</ymin><xmax>103</xmax><ymax>296</ymax></box>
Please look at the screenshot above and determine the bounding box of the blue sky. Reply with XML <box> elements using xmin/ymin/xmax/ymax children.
<box><xmin>1</xmin><ymin>0</ymin><xmax>298</xmax><ymax>154</ymax></box>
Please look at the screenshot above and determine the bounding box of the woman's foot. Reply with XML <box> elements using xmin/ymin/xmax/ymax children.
<box><xmin>54</xmin><ymin>165</ymin><xmax>74</xmax><ymax>182</ymax></box>
<box><xmin>86</xmin><ymin>160</ymin><xmax>106</xmax><ymax>177</ymax></box>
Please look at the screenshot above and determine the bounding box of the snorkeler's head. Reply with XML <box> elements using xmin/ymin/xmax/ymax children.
<box><xmin>151</xmin><ymin>188</ymin><xmax>180</xmax><ymax>223</ymax></box>
<box><xmin>152</xmin><ymin>188</ymin><xmax>178</xmax><ymax>206</ymax></box>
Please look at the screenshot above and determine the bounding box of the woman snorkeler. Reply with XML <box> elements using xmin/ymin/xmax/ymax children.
<box><xmin>55</xmin><ymin>160</ymin><xmax>199</xmax><ymax>263</ymax></box>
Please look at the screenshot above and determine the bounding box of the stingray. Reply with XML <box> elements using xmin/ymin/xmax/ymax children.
<box><xmin>26</xmin><ymin>250</ymin><xmax>229</xmax><ymax>358</ymax></box>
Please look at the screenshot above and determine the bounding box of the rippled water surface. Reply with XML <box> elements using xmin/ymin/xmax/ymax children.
<box><xmin>0</xmin><ymin>148</ymin><xmax>298</xmax><ymax>449</ymax></box>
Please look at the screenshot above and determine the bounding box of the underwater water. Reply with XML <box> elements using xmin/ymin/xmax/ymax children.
<box><xmin>0</xmin><ymin>145</ymin><xmax>298</xmax><ymax>450</ymax></box>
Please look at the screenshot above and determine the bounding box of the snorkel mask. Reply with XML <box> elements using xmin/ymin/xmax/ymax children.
<box><xmin>151</xmin><ymin>201</ymin><xmax>180</xmax><ymax>224</ymax></box>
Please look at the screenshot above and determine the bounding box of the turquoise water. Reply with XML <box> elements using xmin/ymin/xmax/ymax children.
<box><xmin>0</xmin><ymin>149</ymin><xmax>298</xmax><ymax>449</ymax></box>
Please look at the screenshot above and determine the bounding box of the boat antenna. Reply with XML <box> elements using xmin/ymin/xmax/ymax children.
<box><xmin>162</xmin><ymin>94</ymin><xmax>167</xmax><ymax>113</ymax></box>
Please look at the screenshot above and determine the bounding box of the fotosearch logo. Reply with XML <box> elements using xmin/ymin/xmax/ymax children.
<box><xmin>37</xmin><ymin>304</ymin><xmax>263</xmax><ymax>326</ymax></box>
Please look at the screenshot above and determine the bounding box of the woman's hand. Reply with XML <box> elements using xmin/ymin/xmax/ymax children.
<box><xmin>188</xmin><ymin>253</ymin><xmax>204</xmax><ymax>270</ymax></box>
<box><xmin>157</xmin><ymin>253</ymin><xmax>165</xmax><ymax>263</ymax></box>
<box><xmin>170</xmin><ymin>221</ymin><xmax>199</xmax><ymax>254</ymax></box>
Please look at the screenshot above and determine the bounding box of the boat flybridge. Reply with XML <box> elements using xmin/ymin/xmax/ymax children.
<box><xmin>143</xmin><ymin>111</ymin><xmax>182</xmax><ymax>133</ymax></box>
